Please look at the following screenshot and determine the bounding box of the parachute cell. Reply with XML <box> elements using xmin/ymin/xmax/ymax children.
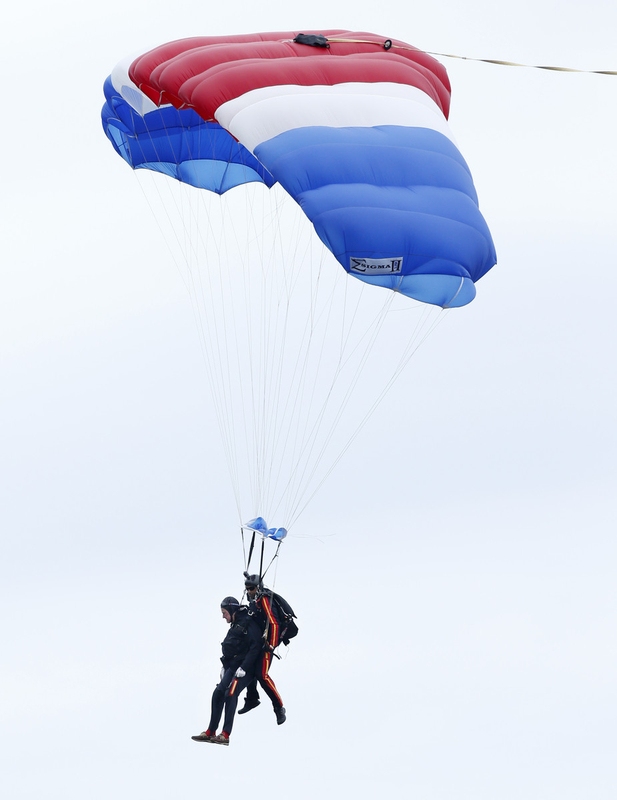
<box><xmin>102</xmin><ymin>65</ymin><xmax>274</xmax><ymax>193</ymax></box>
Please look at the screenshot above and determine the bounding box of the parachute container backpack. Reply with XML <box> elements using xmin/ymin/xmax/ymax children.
<box><xmin>102</xmin><ymin>31</ymin><xmax>496</xmax><ymax>532</ymax></box>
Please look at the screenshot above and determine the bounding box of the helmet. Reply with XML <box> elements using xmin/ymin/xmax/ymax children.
<box><xmin>243</xmin><ymin>573</ymin><xmax>261</xmax><ymax>590</ymax></box>
<box><xmin>220</xmin><ymin>596</ymin><xmax>240</xmax><ymax>614</ymax></box>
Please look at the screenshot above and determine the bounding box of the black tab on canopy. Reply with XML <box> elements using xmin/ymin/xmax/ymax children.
<box><xmin>293</xmin><ymin>33</ymin><xmax>330</xmax><ymax>48</ymax></box>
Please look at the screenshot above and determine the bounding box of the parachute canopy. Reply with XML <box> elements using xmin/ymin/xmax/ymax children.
<box><xmin>102</xmin><ymin>30</ymin><xmax>496</xmax><ymax>309</ymax></box>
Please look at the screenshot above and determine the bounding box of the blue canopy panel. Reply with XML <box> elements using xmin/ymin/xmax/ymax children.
<box><xmin>101</xmin><ymin>76</ymin><xmax>275</xmax><ymax>194</ymax></box>
<box><xmin>255</xmin><ymin>125</ymin><xmax>496</xmax><ymax>308</ymax></box>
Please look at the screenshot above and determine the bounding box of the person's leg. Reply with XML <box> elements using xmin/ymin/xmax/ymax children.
<box><xmin>256</xmin><ymin>652</ymin><xmax>285</xmax><ymax>723</ymax></box>
<box><xmin>221</xmin><ymin>674</ymin><xmax>252</xmax><ymax>736</ymax></box>
<box><xmin>207</xmin><ymin>668</ymin><xmax>235</xmax><ymax>733</ymax></box>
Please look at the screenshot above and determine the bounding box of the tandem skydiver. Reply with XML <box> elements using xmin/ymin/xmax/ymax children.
<box><xmin>191</xmin><ymin>595</ymin><xmax>262</xmax><ymax>746</ymax></box>
<box><xmin>238</xmin><ymin>573</ymin><xmax>286</xmax><ymax>725</ymax></box>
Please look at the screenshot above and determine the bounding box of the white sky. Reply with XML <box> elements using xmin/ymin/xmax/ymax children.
<box><xmin>2</xmin><ymin>2</ymin><xmax>616</xmax><ymax>798</ymax></box>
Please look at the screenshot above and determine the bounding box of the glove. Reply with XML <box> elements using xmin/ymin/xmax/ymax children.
<box><xmin>235</xmin><ymin>667</ymin><xmax>246</xmax><ymax>678</ymax></box>
<box><xmin>220</xmin><ymin>667</ymin><xmax>225</xmax><ymax>680</ymax></box>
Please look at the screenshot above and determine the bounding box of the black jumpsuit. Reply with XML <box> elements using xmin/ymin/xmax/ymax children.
<box><xmin>207</xmin><ymin>606</ymin><xmax>263</xmax><ymax>735</ymax></box>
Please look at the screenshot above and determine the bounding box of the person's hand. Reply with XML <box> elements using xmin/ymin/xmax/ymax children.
<box><xmin>235</xmin><ymin>667</ymin><xmax>246</xmax><ymax>678</ymax></box>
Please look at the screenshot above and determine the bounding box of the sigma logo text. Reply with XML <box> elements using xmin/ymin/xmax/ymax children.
<box><xmin>350</xmin><ymin>257</ymin><xmax>404</xmax><ymax>274</ymax></box>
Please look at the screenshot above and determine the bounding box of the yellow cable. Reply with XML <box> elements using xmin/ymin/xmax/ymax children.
<box><xmin>424</xmin><ymin>51</ymin><xmax>617</xmax><ymax>76</ymax></box>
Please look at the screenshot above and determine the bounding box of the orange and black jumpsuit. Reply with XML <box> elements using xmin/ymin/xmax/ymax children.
<box><xmin>245</xmin><ymin>592</ymin><xmax>284</xmax><ymax>710</ymax></box>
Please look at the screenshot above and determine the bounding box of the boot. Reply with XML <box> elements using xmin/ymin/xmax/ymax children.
<box><xmin>275</xmin><ymin>706</ymin><xmax>286</xmax><ymax>725</ymax></box>
<box><xmin>238</xmin><ymin>698</ymin><xmax>261</xmax><ymax>715</ymax></box>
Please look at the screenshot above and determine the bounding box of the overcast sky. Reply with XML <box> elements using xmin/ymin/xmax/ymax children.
<box><xmin>2</xmin><ymin>2</ymin><xmax>616</xmax><ymax>798</ymax></box>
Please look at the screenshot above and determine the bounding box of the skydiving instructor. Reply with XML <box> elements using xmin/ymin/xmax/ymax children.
<box><xmin>239</xmin><ymin>573</ymin><xmax>286</xmax><ymax>725</ymax></box>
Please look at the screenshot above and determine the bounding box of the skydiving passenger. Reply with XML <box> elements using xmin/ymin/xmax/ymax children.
<box><xmin>191</xmin><ymin>596</ymin><xmax>262</xmax><ymax>746</ymax></box>
<box><xmin>238</xmin><ymin>573</ymin><xmax>286</xmax><ymax>725</ymax></box>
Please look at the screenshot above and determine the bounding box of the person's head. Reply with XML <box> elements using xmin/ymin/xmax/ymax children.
<box><xmin>243</xmin><ymin>572</ymin><xmax>261</xmax><ymax>600</ymax></box>
<box><xmin>220</xmin><ymin>596</ymin><xmax>240</xmax><ymax>623</ymax></box>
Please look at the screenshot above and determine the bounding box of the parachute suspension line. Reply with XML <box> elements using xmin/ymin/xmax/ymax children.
<box><xmin>184</xmin><ymin>173</ymin><xmax>275</xmax><ymax>521</ymax></box>
<box><xmin>268</xmin><ymin>237</ymin><xmax>338</xmax><ymax>519</ymax></box>
<box><xmin>131</xmin><ymin>172</ymin><xmax>192</xmax><ymax>296</ymax></box>
<box><xmin>263</xmin><ymin>215</ymin><xmax>329</xmax><ymax>510</ymax></box>
<box><xmin>218</xmin><ymin>193</ymin><xmax>251</xmax><ymax>512</ymax></box>
<box><xmin>131</xmin><ymin>173</ymin><xmax>245</xmax><ymax>524</ymax></box>
<box><xmin>208</xmin><ymin>189</ymin><xmax>245</xmax><ymax>511</ymax></box>
<box><xmin>233</xmin><ymin>184</ymin><xmax>271</xmax><ymax>517</ymax></box>
<box><xmin>241</xmin><ymin>183</ymin><xmax>280</xmax><ymax>515</ymax></box>
<box><xmin>257</xmin><ymin>189</ymin><xmax>295</xmax><ymax>514</ymax></box>
<box><xmin>184</xmin><ymin>179</ymin><xmax>295</xmax><ymax>521</ymax></box>
<box><xmin>235</xmin><ymin>187</ymin><xmax>258</xmax><ymax>510</ymax></box>
<box><xmin>266</xmin><ymin>189</ymin><xmax>310</xmax><ymax>516</ymax></box>
<box><xmin>266</xmin><ymin>238</ymin><xmax>346</xmax><ymax>521</ymax></box>
<box><xmin>131</xmin><ymin>114</ymin><xmax>248</xmax><ymax>522</ymax></box>
<box><xmin>177</xmin><ymin>116</ymin><xmax>279</xmax><ymax>523</ymax></box>
<box><xmin>196</xmin><ymin>190</ymin><xmax>243</xmax><ymax>518</ymax></box>
<box><xmin>275</xmin><ymin>270</ymin><xmax>366</xmax><ymax>521</ymax></box>
<box><xmin>263</xmin><ymin>186</ymin><xmax>308</xmax><ymax>517</ymax></box>
<box><xmin>287</xmin><ymin>304</ymin><xmax>448</xmax><ymax>529</ymax></box>
<box><xmin>281</xmin><ymin>286</ymin><xmax>398</xmax><ymax>523</ymax></box>
<box><xmin>254</xmin><ymin>186</ymin><xmax>278</xmax><ymax>515</ymax></box>
<box><xmin>185</xmin><ymin>187</ymin><xmax>244</xmax><ymax>520</ymax></box>
<box><xmin>243</xmin><ymin>184</ymin><xmax>271</xmax><ymax>516</ymax></box>
<box><xmin>232</xmin><ymin>184</ymin><xmax>318</xmax><ymax>522</ymax></box>
<box><xmin>218</xmin><ymin>181</ymin><xmax>267</xmax><ymax>516</ymax></box>
<box><xmin>192</xmin><ymin>197</ymin><xmax>245</xmax><ymax>522</ymax></box>
<box><xmin>388</xmin><ymin>305</ymin><xmax>449</xmax><ymax>382</ymax></box>
<box><xmin>129</xmin><ymin>112</ymin><xmax>206</xmax><ymax>298</ymax></box>
<box><xmin>260</xmin><ymin>541</ymin><xmax>282</xmax><ymax>582</ymax></box>
<box><xmin>246</xmin><ymin>186</ymin><xmax>263</xmax><ymax>513</ymax></box>
<box><xmin>242</xmin><ymin>181</ymin><xmax>288</xmax><ymax>516</ymax></box>
<box><xmin>279</xmin><ymin>276</ymin><xmax>398</xmax><ymax>523</ymax></box>
<box><xmin>292</xmin><ymin>256</ymin><xmax>353</xmax><ymax>458</ymax></box>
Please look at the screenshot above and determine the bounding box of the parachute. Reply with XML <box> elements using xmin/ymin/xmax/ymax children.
<box><xmin>102</xmin><ymin>31</ymin><xmax>496</xmax><ymax>534</ymax></box>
